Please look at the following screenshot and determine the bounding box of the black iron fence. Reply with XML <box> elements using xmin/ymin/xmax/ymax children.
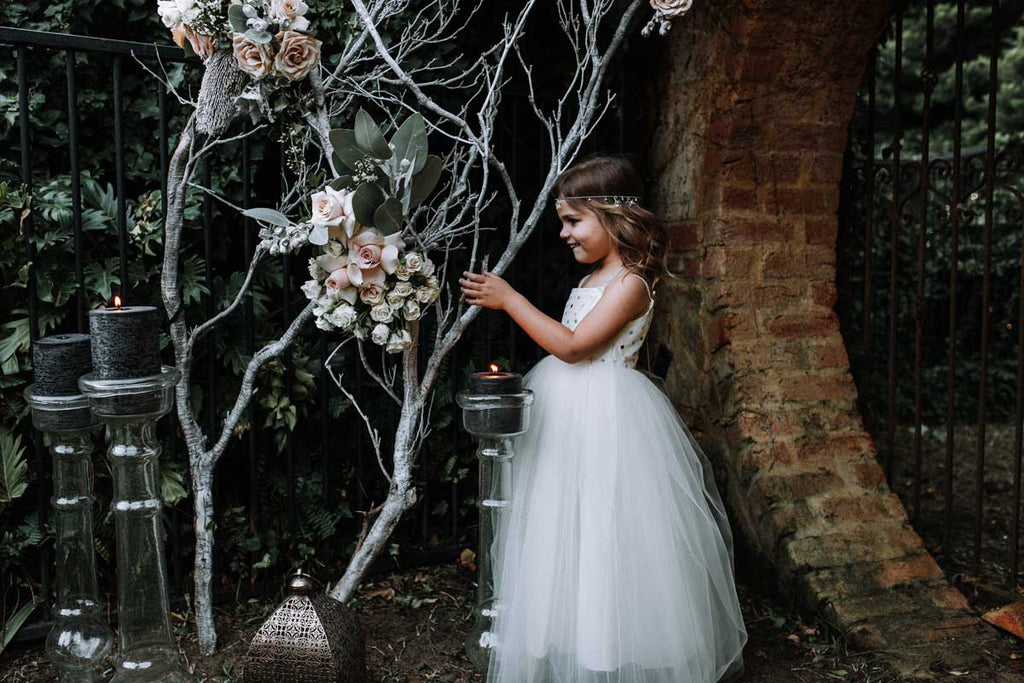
<box><xmin>0</xmin><ymin>23</ymin><xmax>642</xmax><ymax>636</ymax></box>
<box><xmin>838</xmin><ymin>0</ymin><xmax>1024</xmax><ymax>587</ymax></box>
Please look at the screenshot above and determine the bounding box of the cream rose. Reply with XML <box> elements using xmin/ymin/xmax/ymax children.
<box><xmin>650</xmin><ymin>0</ymin><xmax>693</xmax><ymax>18</ymax></box>
<box><xmin>394</xmin><ymin>262</ymin><xmax>411</xmax><ymax>281</ymax></box>
<box><xmin>393</xmin><ymin>281</ymin><xmax>414</xmax><ymax>298</ymax></box>
<box><xmin>371</xmin><ymin>323</ymin><xmax>391</xmax><ymax>346</ymax></box>
<box><xmin>232</xmin><ymin>33</ymin><xmax>273</xmax><ymax>80</ymax></box>
<box><xmin>359</xmin><ymin>283</ymin><xmax>386</xmax><ymax>306</ymax></box>
<box><xmin>269</xmin><ymin>0</ymin><xmax>308</xmax><ymax>22</ymax></box>
<box><xmin>386</xmin><ymin>329</ymin><xmax>412</xmax><ymax>354</ymax></box>
<box><xmin>403</xmin><ymin>300</ymin><xmax>421</xmax><ymax>321</ymax></box>
<box><xmin>419</xmin><ymin>257</ymin><xmax>435</xmax><ymax>277</ymax></box>
<box><xmin>274</xmin><ymin>30</ymin><xmax>321</xmax><ymax>81</ymax></box>
<box><xmin>370</xmin><ymin>303</ymin><xmax>393</xmax><ymax>324</ymax></box>
<box><xmin>386</xmin><ymin>290</ymin><xmax>406</xmax><ymax>311</ymax></box>
<box><xmin>414</xmin><ymin>286</ymin><xmax>433</xmax><ymax>304</ymax></box>
<box><xmin>404</xmin><ymin>252</ymin><xmax>423</xmax><ymax>273</ymax></box>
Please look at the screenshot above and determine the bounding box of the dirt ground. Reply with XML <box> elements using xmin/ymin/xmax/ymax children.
<box><xmin>3</xmin><ymin>558</ymin><xmax>1023</xmax><ymax>682</ymax></box>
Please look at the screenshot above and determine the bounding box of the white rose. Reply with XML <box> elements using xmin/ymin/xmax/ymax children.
<box><xmin>301</xmin><ymin>278</ymin><xmax>322</xmax><ymax>301</ymax></box>
<box><xmin>327</xmin><ymin>303</ymin><xmax>357</xmax><ymax>329</ymax></box>
<box><xmin>315</xmin><ymin>315</ymin><xmax>334</xmax><ymax>331</ymax></box>
<box><xmin>404</xmin><ymin>252</ymin><xmax>423</xmax><ymax>273</ymax></box>
<box><xmin>426</xmin><ymin>274</ymin><xmax>439</xmax><ymax>288</ymax></box>
<box><xmin>352</xmin><ymin>324</ymin><xmax>367</xmax><ymax>341</ymax></box>
<box><xmin>415</xmin><ymin>286</ymin><xmax>432</xmax><ymax>303</ymax></box>
<box><xmin>393</xmin><ymin>281</ymin><xmax>414</xmax><ymax>297</ymax></box>
<box><xmin>370</xmin><ymin>303</ymin><xmax>393</xmax><ymax>323</ymax></box>
<box><xmin>420</xmin><ymin>257</ymin><xmax>435</xmax><ymax>277</ymax></box>
<box><xmin>386</xmin><ymin>291</ymin><xmax>406</xmax><ymax>310</ymax></box>
<box><xmin>650</xmin><ymin>0</ymin><xmax>693</xmax><ymax>18</ymax></box>
<box><xmin>403</xmin><ymin>300</ymin><xmax>421</xmax><ymax>321</ymax></box>
<box><xmin>308</xmin><ymin>257</ymin><xmax>326</xmax><ymax>279</ymax></box>
<box><xmin>370</xmin><ymin>323</ymin><xmax>391</xmax><ymax>346</ymax></box>
<box><xmin>394</xmin><ymin>262</ymin><xmax>411</xmax><ymax>281</ymax></box>
<box><xmin>359</xmin><ymin>283</ymin><xmax>386</xmax><ymax>306</ymax></box>
<box><xmin>385</xmin><ymin>329</ymin><xmax>412</xmax><ymax>354</ymax></box>
<box><xmin>310</xmin><ymin>186</ymin><xmax>349</xmax><ymax>227</ymax></box>
<box><xmin>157</xmin><ymin>0</ymin><xmax>182</xmax><ymax>27</ymax></box>
<box><xmin>289</xmin><ymin>16</ymin><xmax>310</xmax><ymax>31</ymax></box>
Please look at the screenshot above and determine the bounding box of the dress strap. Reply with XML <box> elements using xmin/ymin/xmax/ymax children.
<box><xmin>625</xmin><ymin>271</ymin><xmax>654</xmax><ymax>304</ymax></box>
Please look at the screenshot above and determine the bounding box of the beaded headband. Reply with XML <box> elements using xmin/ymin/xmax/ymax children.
<box><xmin>554</xmin><ymin>195</ymin><xmax>642</xmax><ymax>210</ymax></box>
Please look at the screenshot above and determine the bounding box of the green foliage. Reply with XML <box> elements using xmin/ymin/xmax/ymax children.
<box><xmin>330</xmin><ymin>111</ymin><xmax>442</xmax><ymax>235</ymax></box>
<box><xmin>0</xmin><ymin>431</ymin><xmax>28</xmax><ymax>504</ymax></box>
<box><xmin>1</xmin><ymin>599</ymin><xmax>37</xmax><ymax>655</ymax></box>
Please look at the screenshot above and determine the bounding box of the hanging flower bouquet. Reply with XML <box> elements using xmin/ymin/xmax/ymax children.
<box><xmin>249</xmin><ymin>110</ymin><xmax>443</xmax><ymax>354</ymax></box>
<box><xmin>156</xmin><ymin>0</ymin><xmax>321</xmax><ymax>121</ymax></box>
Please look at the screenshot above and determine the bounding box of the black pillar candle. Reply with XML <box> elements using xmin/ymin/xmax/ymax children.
<box><xmin>29</xmin><ymin>333</ymin><xmax>95</xmax><ymax>432</ymax></box>
<box><xmin>88</xmin><ymin>304</ymin><xmax>162</xmax><ymax>380</ymax></box>
<box><xmin>468</xmin><ymin>365</ymin><xmax>523</xmax><ymax>395</ymax></box>
<box><xmin>33</xmin><ymin>334</ymin><xmax>93</xmax><ymax>396</ymax></box>
<box><xmin>464</xmin><ymin>364</ymin><xmax>524</xmax><ymax>435</ymax></box>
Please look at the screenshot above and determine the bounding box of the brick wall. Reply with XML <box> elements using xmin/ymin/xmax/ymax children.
<box><xmin>645</xmin><ymin>0</ymin><xmax>992</xmax><ymax>665</ymax></box>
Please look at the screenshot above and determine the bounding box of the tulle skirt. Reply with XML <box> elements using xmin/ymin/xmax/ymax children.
<box><xmin>486</xmin><ymin>355</ymin><xmax>748</xmax><ymax>683</ymax></box>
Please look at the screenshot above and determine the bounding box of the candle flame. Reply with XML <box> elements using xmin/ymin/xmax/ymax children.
<box><xmin>489</xmin><ymin>363</ymin><xmax>499</xmax><ymax>373</ymax></box>
<box><xmin>113</xmin><ymin>295</ymin><xmax>122</xmax><ymax>308</ymax></box>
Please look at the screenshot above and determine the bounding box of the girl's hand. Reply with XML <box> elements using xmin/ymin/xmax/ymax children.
<box><xmin>459</xmin><ymin>269</ymin><xmax>514</xmax><ymax>310</ymax></box>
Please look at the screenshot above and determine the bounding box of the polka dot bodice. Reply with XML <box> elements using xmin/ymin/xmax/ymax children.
<box><xmin>560</xmin><ymin>279</ymin><xmax>655</xmax><ymax>369</ymax></box>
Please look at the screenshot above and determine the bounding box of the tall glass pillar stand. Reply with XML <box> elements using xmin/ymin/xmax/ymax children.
<box><xmin>455</xmin><ymin>391</ymin><xmax>534</xmax><ymax>670</ymax></box>
<box><xmin>24</xmin><ymin>387</ymin><xmax>114</xmax><ymax>682</ymax></box>
<box><xmin>79</xmin><ymin>367</ymin><xmax>193</xmax><ymax>683</ymax></box>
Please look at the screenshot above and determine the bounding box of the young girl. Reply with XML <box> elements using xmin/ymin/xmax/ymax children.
<box><xmin>459</xmin><ymin>155</ymin><xmax>748</xmax><ymax>683</ymax></box>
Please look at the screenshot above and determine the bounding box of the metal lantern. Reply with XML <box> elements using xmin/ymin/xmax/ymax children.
<box><xmin>244</xmin><ymin>572</ymin><xmax>367</xmax><ymax>683</ymax></box>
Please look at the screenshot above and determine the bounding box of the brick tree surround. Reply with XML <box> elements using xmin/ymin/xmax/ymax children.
<box><xmin>644</xmin><ymin>0</ymin><xmax>1002</xmax><ymax>674</ymax></box>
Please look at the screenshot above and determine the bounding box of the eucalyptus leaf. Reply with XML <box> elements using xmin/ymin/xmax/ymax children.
<box><xmin>409</xmin><ymin>155</ymin><xmax>444</xmax><ymax>207</ymax></box>
<box><xmin>244</xmin><ymin>28</ymin><xmax>273</xmax><ymax>44</ymax></box>
<box><xmin>228</xmin><ymin>4</ymin><xmax>248</xmax><ymax>32</ymax></box>
<box><xmin>374</xmin><ymin>198</ymin><xmax>404</xmax><ymax>235</ymax></box>
<box><xmin>391</xmin><ymin>113</ymin><xmax>427</xmax><ymax>174</ymax></box>
<box><xmin>352</xmin><ymin>183</ymin><xmax>386</xmax><ymax>226</ymax></box>
<box><xmin>354</xmin><ymin>109</ymin><xmax>392</xmax><ymax>160</ymax></box>
<box><xmin>329</xmin><ymin>176</ymin><xmax>354</xmax><ymax>191</ymax></box>
<box><xmin>329</xmin><ymin>129</ymin><xmax>365</xmax><ymax>171</ymax></box>
<box><xmin>243</xmin><ymin>207</ymin><xmax>291</xmax><ymax>227</ymax></box>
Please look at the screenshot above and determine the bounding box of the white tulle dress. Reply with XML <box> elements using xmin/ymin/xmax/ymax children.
<box><xmin>486</xmin><ymin>268</ymin><xmax>748</xmax><ymax>683</ymax></box>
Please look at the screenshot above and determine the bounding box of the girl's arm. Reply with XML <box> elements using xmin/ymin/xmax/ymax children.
<box><xmin>459</xmin><ymin>270</ymin><xmax>650</xmax><ymax>364</ymax></box>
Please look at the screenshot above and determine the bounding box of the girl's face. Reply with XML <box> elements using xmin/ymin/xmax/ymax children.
<box><xmin>556</xmin><ymin>201</ymin><xmax>615</xmax><ymax>264</ymax></box>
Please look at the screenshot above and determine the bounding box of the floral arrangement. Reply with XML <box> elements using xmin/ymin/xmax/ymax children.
<box><xmin>641</xmin><ymin>0</ymin><xmax>694</xmax><ymax>36</ymax></box>
<box><xmin>248</xmin><ymin>110</ymin><xmax>444</xmax><ymax>353</ymax></box>
<box><xmin>157</xmin><ymin>0</ymin><xmax>321</xmax><ymax>120</ymax></box>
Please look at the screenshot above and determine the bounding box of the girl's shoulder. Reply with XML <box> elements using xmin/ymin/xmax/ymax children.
<box><xmin>621</xmin><ymin>269</ymin><xmax>654</xmax><ymax>301</ymax></box>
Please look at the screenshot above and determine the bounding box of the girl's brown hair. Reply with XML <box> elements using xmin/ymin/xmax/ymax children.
<box><xmin>552</xmin><ymin>154</ymin><xmax>671</xmax><ymax>290</ymax></box>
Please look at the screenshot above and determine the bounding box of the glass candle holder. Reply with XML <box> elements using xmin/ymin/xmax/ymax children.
<box><xmin>455</xmin><ymin>390</ymin><xmax>534</xmax><ymax>670</ymax></box>
<box><xmin>79</xmin><ymin>366</ymin><xmax>193</xmax><ymax>683</ymax></box>
<box><xmin>24</xmin><ymin>387</ymin><xmax>113</xmax><ymax>683</ymax></box>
